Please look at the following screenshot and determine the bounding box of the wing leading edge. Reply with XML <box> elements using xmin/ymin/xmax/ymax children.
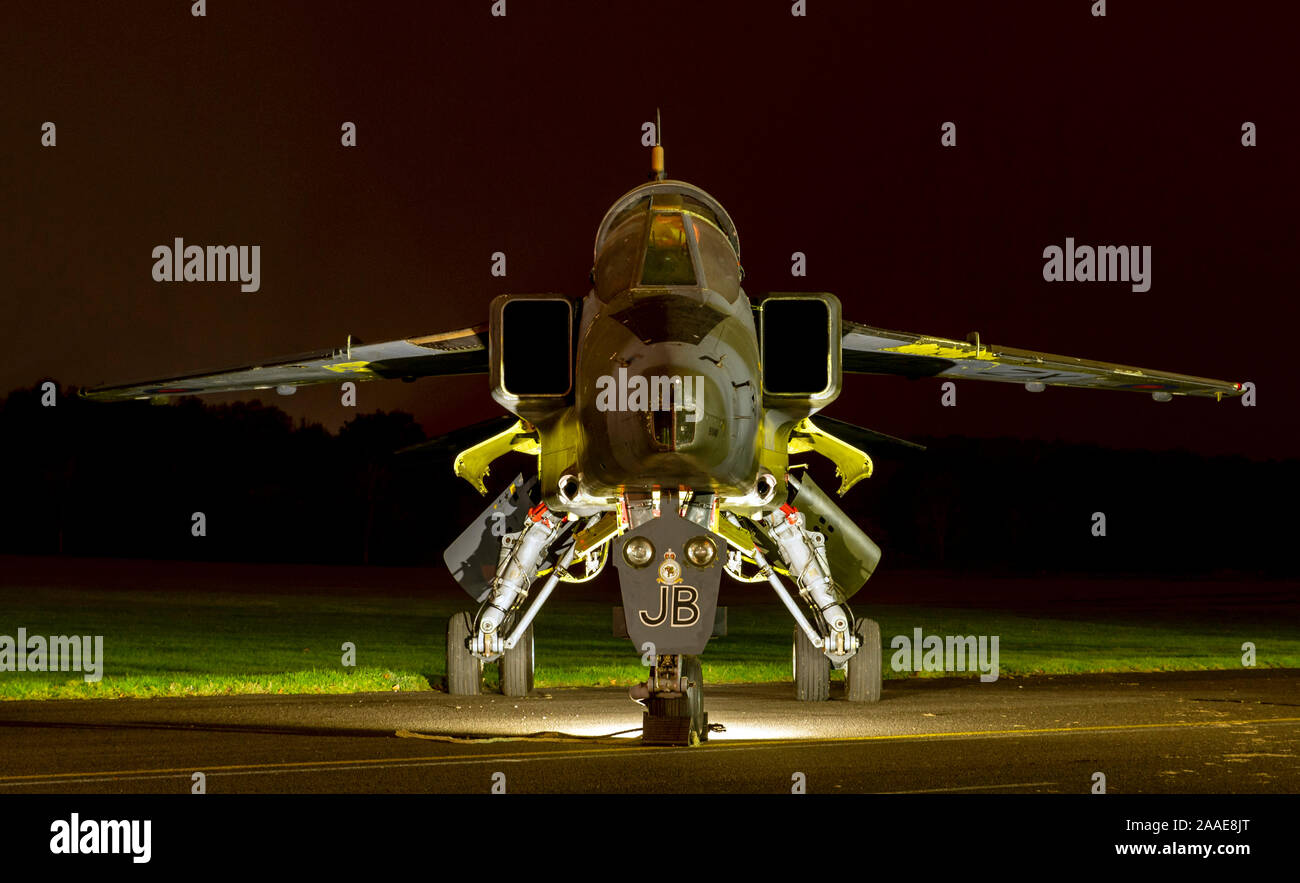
<box><xmin>842</xmin><ymin>321</ymin><xmax>1243</xmax><ymax>400</ymax></box>
<box><xmin>81</xmin><ymin>325</ymin><xmax>488</xmax><ymax>402</ymax></box>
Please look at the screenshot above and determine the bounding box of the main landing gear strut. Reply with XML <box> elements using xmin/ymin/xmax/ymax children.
<box><xmin>744</xmin><ymin>502</ymin><xmax>882</xmax><ymax>703</ymax></box>
<box><xmin>446</xmin><ymin>501</ymin><xmax>579</xmax><ymax>697</ymax></box>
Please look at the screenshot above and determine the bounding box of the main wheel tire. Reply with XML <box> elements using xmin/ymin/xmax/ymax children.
<box><xmin>793</xmin><ymin>627</ymin><xmax>830</xmax><ymax>701</ymax></box>
<box><xmin>446</xmin><ymin>612</ymin><xmax>482</xmax><ymax>696</ymax></box>
<box><xmin>683</xmin><ymin>655</ymin><xmax>707</xmax><ymax>744</ymax></box>
<box><xmin>846</xmin><ymin>617</ymin><xmax>882</xmax><ymax>702</ymax></box>
<box><xmin>499</xmin><ymin>623</ymin><xmax>534</xmax><ymax>697</ymax></box>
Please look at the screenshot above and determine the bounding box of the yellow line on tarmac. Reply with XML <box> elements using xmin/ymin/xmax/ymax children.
<box><xmin>726</xmin><ymin>715</ymin><xmax>1300</xmax><ymax>750</ymax></box>
<box><xmin>1</xmin><ymin>716</ymin><xmax>1295</xmax><ymax>785</ymax></box>
<box><xmin>0</xmin><ymin>743</ymin><xmax>669</xmax><ymax>784</ymax></box>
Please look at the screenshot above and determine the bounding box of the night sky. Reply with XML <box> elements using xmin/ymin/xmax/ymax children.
<box><xmin>4</xmin><ymin>1</ymin><xmax>1295</xmax><ymax>458</ymax></box>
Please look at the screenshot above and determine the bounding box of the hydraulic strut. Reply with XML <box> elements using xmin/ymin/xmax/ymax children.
<box><xmin>472</xmin><ymin>502</ymin><xmax>573</xmax><ymax>658</ymax></box>
<box><xmin>758</xmin><ymin>504</ymin><xmax>858</xmax><ymax>666</ymax></box>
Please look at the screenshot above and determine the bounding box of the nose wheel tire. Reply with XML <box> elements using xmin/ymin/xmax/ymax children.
<box><xmin>683</xmin><ymin>654</ymin><xmax>706</xmax><ymax>743</ymax></box>
<box><xmin>500</xmin><ymin>623</ymin><xmax>535</xmax><ymax>697</ymax></box>
<box><xmin>845</xmin><ymin>617</ymin><xmax>882</xmax><ymax>702</ymax></box>
<box><xmin>446</xmin><ymin>612</ymin><xmax>482</xmax><ymax>695</ymax></box>
<box><xmin>793</xmin><ymin>627</ymin><xmax>830</xmax><ymax>701</ymax></box>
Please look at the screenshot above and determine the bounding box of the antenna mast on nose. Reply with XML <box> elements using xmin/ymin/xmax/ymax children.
<box><xmin>650</xmin><ymin>108</ymin><xmax>665</xmax><ymax>181</ymax></box>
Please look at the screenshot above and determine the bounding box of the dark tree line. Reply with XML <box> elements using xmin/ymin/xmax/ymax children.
<box><xmin>0</xmin><ymin>383</ymin><xmax>1292</xmax><ymax>577</ymax></box>
<box><xmin>852</xmin><ymin>438</ymin><xmax>1292</xmax><ymax>578</ymax></box>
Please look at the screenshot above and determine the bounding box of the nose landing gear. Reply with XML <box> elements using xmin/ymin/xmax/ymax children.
<box><xmin>636</xmin><ymin>654</ymin><xmax>708</xmax><ymax>746</ymax></box>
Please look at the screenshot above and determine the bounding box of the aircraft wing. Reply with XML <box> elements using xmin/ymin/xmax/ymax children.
<box><xmin>81</xmin><ymin>325</ymin><xmax>488</xmax><ymax>401</ymax></box>
<box><xmin>841</xmin><ymin>321</ymin><xmax>1243</xmax><ymax>399</ymax></box>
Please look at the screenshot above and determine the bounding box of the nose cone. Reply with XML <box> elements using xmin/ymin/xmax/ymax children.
<box><xmin>574</xmin><ymin>287</ymin><xmax>762</xmax><ymax>496</ymax></box>
<box><xmin>592</xmin><ymin>345</ymin><xmax>727</xmax><ymax>456</ymax></box>
<box><xmin>578</xmin><ymin>341</ymin><xmax>758</xmax><ymax>494</ymax></box>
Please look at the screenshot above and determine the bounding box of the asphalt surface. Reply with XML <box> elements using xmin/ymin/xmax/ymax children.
<box><xmin>0</xmin><ymin>669</ymin><xmax>1295</xmax><ymax>794</ymax></box>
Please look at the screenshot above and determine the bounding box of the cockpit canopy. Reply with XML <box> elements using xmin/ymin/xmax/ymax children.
<box><xmin>592</xmin><ymin>181</ymin><xmax>742</xmax><ymax>303</ymax></box>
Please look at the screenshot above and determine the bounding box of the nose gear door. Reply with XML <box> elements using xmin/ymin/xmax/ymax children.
<box><xmin>612</xmin><ymin>491</ymin><xmax>724</xmax><ymax>655</ymax></box>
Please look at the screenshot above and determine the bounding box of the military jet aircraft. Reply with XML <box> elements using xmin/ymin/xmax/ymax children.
<box><xmin>85</xmin><ymin>133</ymin><xmax>1243</xmax><ymax>745</ymax></box>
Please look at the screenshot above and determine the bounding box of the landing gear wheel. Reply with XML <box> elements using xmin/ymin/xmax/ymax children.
<box><xmin>445</xmin><ymin>612</ymin><xmax>482</xmax><ymax>696</ymax></box>
<box><xmin>642</xmin><ymin>656</ymin><xmax>708</xmax><ymax>746</ymax></box>
<box><xmin>683</xmin><ymin>655</ymin><xmax>707</xmax><ymax>744</ymax></box>
<box><xmin>846</xmin><ymin>618</ymin><xmax>882</xmax><ymax>702</ymax></box>
<box><xmin>793</xmin><ymin>627</ymin><xmax>830</xmax><ymax>701</ymax></box>
<box><xmin>499</xmin><ymin>624</ymin><xmax>534</xmax><ymax>697</ymax></box>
